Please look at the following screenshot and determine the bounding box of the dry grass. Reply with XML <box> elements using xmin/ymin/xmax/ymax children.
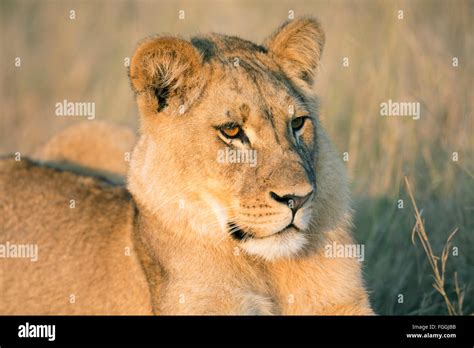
<box><xmin>405</xmin><ymin>176</ymin><xmax>464</xmax><ymax>315</ymax></box>
<box><xmin>1</xmin><ymin>0</ymin><xmax>473</xmax><ymax>314</ymax></box>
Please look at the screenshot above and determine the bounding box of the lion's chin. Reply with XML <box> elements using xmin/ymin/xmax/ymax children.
<box><xmin>239</xmin><ymin>230</ymin><xmax>307</xmax><ymax>261</ymax></box>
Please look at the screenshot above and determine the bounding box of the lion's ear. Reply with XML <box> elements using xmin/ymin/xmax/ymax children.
<box><xmin>264</xmin><ymin>17</ymin><xmax>325</xmax><ymax>87</ymax></box>
<box><xmin>129</xmin><ymin>37</ymin><xmax>205</xmax><ymax>117</ymax></box>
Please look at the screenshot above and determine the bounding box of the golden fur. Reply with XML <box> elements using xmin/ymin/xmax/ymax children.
<box><xmin>34</xmin><ymin>121</ymin><xmax>136</xmax><ymax>182</ymax></box>
<box><xmin>0</xmin><ymin>18</ymin><xmax>373</xmax><ymax>315</ymax></box>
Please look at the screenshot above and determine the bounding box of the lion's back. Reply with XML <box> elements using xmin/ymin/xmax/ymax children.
<box><xmin>34</xmin><ymin>121</ymin><xmax>137</xmax><ymax>181</ymax></box>
<box><xmin>0</xmin><ymin>157</ymin><xmax>151</xmax><ymax>314</ymax></box>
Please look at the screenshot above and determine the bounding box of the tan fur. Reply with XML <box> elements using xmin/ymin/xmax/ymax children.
<box><xmin>0</xmin><ymin>159</ymin><xmax>151</xmax><ymax>314</ymax></box>
<box><xmin>0</xmin><ymin>18</ymin><xmax>373</xmax><ymax>315</ymax></box>
<box><xmin>34</xmin><ymin>121</ymin><xmax>136</xmax><ymax>182</ymax></box>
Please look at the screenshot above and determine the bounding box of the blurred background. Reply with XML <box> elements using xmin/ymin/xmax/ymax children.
<box><xmin>1</xmin><ymin>0</ymin><xmax>473</xmax><ymax>315</ymax></box>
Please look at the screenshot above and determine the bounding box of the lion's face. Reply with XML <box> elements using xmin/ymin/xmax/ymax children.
<box><xmin>129</xmin><ymin>18</ymin><xmax>330</xmax><ymax>260</ymax></box>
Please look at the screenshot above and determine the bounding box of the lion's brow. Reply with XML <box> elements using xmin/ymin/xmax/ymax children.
<box><xmin>222</xmin><ymin>104</ymin><xmax>251</xmax><ymax>123</ymax></box>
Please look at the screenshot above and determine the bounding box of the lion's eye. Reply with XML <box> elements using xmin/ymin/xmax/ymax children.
<box><xmin>220</xmin><ymin>125</ymin><xmax>241</xmax><ymax>139</ymax></box>
<box><xmin>291</xmin><ymin>116</ymin><xmax>307</xmax><ymax>131</ymax></box>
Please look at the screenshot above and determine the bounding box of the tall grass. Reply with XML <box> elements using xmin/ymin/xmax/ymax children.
<box><xmin>1</xmin><ymin>0</ymin><xmax>472</xmax><ymax>314</ymax></box>
<box><xmin>405</xmin><ymin>176</ymin><xmax>465</xmax><ymax>315</ymax></box>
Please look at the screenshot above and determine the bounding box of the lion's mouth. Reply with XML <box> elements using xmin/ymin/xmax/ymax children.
<box><xmin>228</xmin><ymin>221</ymin><xmax>299</xmax><ymax>241</ymax></box>
<box><xmin>228</xmin><ymin>221</ymin><xmax>249</xmax><ymax>241</ymax></box>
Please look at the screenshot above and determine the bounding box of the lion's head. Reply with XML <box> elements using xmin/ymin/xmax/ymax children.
<box><xmin>128</xmin><ymin>18</ymin><xmax>350</xmax><ymax>260</ymax></box>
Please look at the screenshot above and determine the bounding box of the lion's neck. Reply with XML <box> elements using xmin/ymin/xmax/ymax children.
<box><xmin>133</xmin><ymin>204</ymin><xmax>276</xmax><ymax>314</ymax></box>
<box><xmin>131</xmin><ymin>201</ymin><xmax>368</xmax><ymax>315</ymax></box>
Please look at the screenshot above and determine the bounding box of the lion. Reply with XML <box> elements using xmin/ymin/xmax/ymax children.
<box><xmin>0</xmin><ymin>17</ymin><xmax>373</xmax><ymax>315</ymax></box>
<box><xmin>34</xmin><ymin>121</ymin><xmax>136</xmax><ymax>183</ymax></box>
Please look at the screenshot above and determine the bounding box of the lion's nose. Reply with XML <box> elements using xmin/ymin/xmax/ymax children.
<box><xmin>269</xmin><ymin>190</ymin><xmax>313</xmax><ymax>212</ymax></box>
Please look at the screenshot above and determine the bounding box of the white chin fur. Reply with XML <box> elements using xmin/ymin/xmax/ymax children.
<box><xmin>239</xmin><ymin>231</ymin><xmax>307</xmax><ymax>261</ymax></box>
